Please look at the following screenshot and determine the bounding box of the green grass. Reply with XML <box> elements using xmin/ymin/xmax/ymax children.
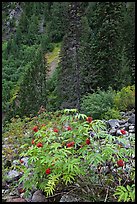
<box><xmin>46</xmin><ymin>43</ymin><xmax>61</xmax><ymax>65</ymax></box>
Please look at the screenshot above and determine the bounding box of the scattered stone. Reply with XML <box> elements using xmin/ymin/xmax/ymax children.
<box><xmin>6</xmin><ymin>197</ymin><xmax>27</xmax><ymax>202</ymax></box>
<box><xmin>13</xmin><ymin>160</ymin><xmax>19</xmax><ymax>165</ymax></box>
<box><xmin>31</xmin><ymin>190</ymin><xmax>48</xmax><ymax>202</ymax></box>
<box><xmin>129</xmin><ymin>125</ymin><xmax>135</xmax><ymax>129</ymax></box>
<box><xmin>9</xmin><ymin>188</ymin><xmax>19</xmax><ymax>196</ymax></box>
<box><xmin>128</xmin><ymin>114</ymin><xmax>135</xmax><ymax>124</ymax></box>
<box><xmin>6</xmin><ymin>170</ymin><xmax>23</xmax><ymax>183</ymax></box>
<box><xmin>20</xmin><ymin>157</ymin><xmax>29</xmax><ymax>167</ymax></box>
<box><xmin>118</xmin><ymin>120</ymin><xmax>127</xmax><ymax>125</ymax></box>
<box><xmin>116</xmin><ymin>129</ymin><xmax>122</xmax><ymax>136</ymax></box>
<box><xmin>107</xmin><ymin>119</ymin><xmax>120</xmax><ymax>129</ymax></box>
<box><xmin>2</xmin><ymin>180</ymin><xmax>8</xmax><ymax>189</ymax></box>
<box><xmin>60</xmin><ymin>194</ymin><xmax>81</xmax><ymax>202</ymax></box>
<box><xmin>20</xmin><ymin>191</ymin><xmax>32</xmax><ymax>202</ymax></box>
<box><xmin>129</xmin><ymin>129</ymin><xmax>135</xmax><ymax>133</ymax></box>
<box><xmin>125</xmin><ymin>144</ymin><xmax>131</xmax><ymax>149</ymax></box>
<box><xmin>109</xmin><ymin>128</ymin><xmax>116</xmax><ymax>136</ymax></box>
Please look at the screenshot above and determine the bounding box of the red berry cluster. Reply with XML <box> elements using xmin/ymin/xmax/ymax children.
<box><xmin>53</xmin><ymin>128</ymin><xmax>59</xmax><ymax>133</ymax></box>
<box><xmin>32</xmin><ymin>126</ymin><xmax>38</xmax><ymax>132</ymax></box>
<box><xmin>117</xmin><ymin>159</ymin><xmax>124</xmax><ymax>167</ymax></box>
<box><xmin>86</xmin><ymin>117</ymin><xmax>93</xmax><ymax>123</ymax></box>
<box><xmin>45</xmin><ymin>168</ymin><xmax>51</xmax><ymax>175</ymax></box>
<box><xmin>86</xmin><ymin>138</ymin><xmax>90</xmax><ymax>145</ymax></box>
<box><xmin>66</xmin><ymin>141</ymin><xmax>75</xmax><ymax>148</ymax></box>
<box><xmin>32</xmin><ymin>139</ymin><xmax>35</xmax><ymax>145</ymax></box>
<box><xmin>67</xmin><ymin>126</ymin><xmax>72</xmax><ymax>131</ymax></box>
<box><xmin>120</xmin><ymin>129</ymin><xmax>126</xmax><ymax>135</ymax></box>
<box><xmin>36</xmin><ymin>142</ymin><xmax>43</xmax><ymax>148</ymax></box>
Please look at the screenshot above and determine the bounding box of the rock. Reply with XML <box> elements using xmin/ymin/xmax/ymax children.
<box><xmin>13</xmin><ymin>160</ymin><xmax>19</xmax><ymax>166</ymax></box>
<box><xmin>129</xmin><ymin>125</ymin><xmax>135</xmax><ymax>129</ymax></box>
<box><xmin>20</xmin><ymin>157</ymin><xmax>29</xmax><ymax>167</ymax></box>
<box><xmin>129</xmin><ymin>129</ymin><xmax>135</xmax><ymax>133</ymax></box>
<box><xmin>31</xmin><ymin>190</ymin><xmax>48</xmax><ymax>202</ymax></box>
<box><xmin>6</xmin><ymin>197</ymin><xmax>27</xmax><ymax>202</ymax></box>
<box><xmin>2</xmin><ymin>181</ymin><xmax>8</xmax><ymax>189</ymax></box>
<box><xmin>116</xmin><ymin>129</ymin><xmax>128</xmax><ymax>137</ymax></box>
<box><xmin>128</xmin><ymin>125</ymin><xmax>135</xmax><ymax>133</ymax></box>
<box><xmin>107</xmin><ymin>119</ymin><xmax>120</xmax><ymax>129</ymax></box>
<box><xmin>122</xmin><ymin>122</ymin><xmax>129</xmax><ymax>131</ymax></box>
<box><xmin>60</xmin><ymin>194</ymin><xmax>81</xmax><ymax>202</ymax></box>
<box><xmin>109</xmin><ymin>128</ymin><xmax>116</xmax><ymax>136</ymax></box>
<box><xmin>6</xmin><ymin>170</ymin><xmax>22</xmax><ymax>183</ymax></box>
<box><xmin>118</xmin><ymin>119</ymin><xmax>127</xmax><ymax>125</ymax></box>
<box><xmin>20</xmin><ymin>191</ymin><xmax>32</xmax><ymax>202</ymax></box>
<box><xmin>128</xmin><ymin>114</ymin><xmax>135</xmax><ymax>124</ymax></box>
<box><xmin>2</xmin><ymin>195</ymin><xmax>16</xmax><ymax>202</ymax></box>
<box><xmin>9</xmin><ymin>188</ymin><xmax>19</xmax><ymax>196</ymax></box>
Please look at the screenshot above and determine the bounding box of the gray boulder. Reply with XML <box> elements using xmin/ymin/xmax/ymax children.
<box><xmin>118</xmin><ymin>119</ymin><xmax>127</xmax><ymax>125</ymax></box>
<box><xmin>107</xmin><ymin>119</ymin><xmax>120</xmax><ymax>129</ymax></box>
<box><xmin>109</xmin><ymin>128</ymin><xmax>116</xmax><ymax>136</ymax></box>
<box><xmin>31</xmin><ymin>190</ymin><xmax>48</xmax><ymax>202</ymax></box>
<box><xmin>6</xmin><ymin>170</ymin><xmax>23</xmax><ymax>182</ymax></box>
<box><xmin>128</xmin><ymin>114</ymin><xmax>135</xmax><ymax>124</ymax></box>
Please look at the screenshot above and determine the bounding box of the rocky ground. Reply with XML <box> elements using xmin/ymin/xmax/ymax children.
<box><xmin>2</xmin><ymin>110</ymin><xmax>135</xmax><ymax>202</ymax></box>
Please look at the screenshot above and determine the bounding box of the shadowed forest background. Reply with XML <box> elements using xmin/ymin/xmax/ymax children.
<box><xmin>2</xmin><ymin>2</ymin><xmax>135</xmax><ymax>122</ymax></box>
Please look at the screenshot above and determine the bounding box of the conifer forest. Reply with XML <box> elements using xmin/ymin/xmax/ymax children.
<box><xmin>2</xmin><ymin>2</ymin><xmax>135</xmax><ymax>202</ymax></box>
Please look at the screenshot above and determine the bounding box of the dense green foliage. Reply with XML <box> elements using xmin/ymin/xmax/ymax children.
<box><xmin>114</xmin><ymin>85</ymin><xmax>135</xmax><ymax>111</ymax></box>
<box><xmin>2</xmin><ymin>110</ymin><xmax>135</xmax><ymax>202</ymax></box>
<box><xmin>80</xmin><ymin>88</ymin><xmax>115</xmax><ymax>119</ymax></box>
<box><xmin>80</xmin><ymin>85</ymin><xmax>135</xmax><ymax>120</ymax></box>
<box><xmin>2</xmin><ymin>2</ymin><xmax>135</xmax><ymax>121</ymax></box>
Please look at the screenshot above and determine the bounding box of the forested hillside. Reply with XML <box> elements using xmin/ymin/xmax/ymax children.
<box><xmin>2</xmin><ymin>2</ymin><xmax>135</xmax><ymax>122</ymax></box>
<box><xmin>2</xmin><ymin>2</ymin><xmax>135</xmax><ymax>202</ymax></box>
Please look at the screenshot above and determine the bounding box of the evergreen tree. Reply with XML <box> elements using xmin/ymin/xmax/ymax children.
<box><xmin>48</xmin><ymin>2</ymin><xmax>69</xmax><ymax>42</ymax></box>
<box><xmin>89</xmin><ymin>2</ymin><xmax>127</xmax><ymax>91</ymax></box>
<box><xmin>17</xmin><ymin>48</ymin><xmax>47</xmax><ymax>116</ymax></box>
<box><xmin>58</xmin><ymin>2</ymin><xmax>86</xmax><ymax>110</ymax></box>
<box><xmin>121</xmin><ymin>2</ymin><xmax>135</xmax><ymax>84</ymax></box>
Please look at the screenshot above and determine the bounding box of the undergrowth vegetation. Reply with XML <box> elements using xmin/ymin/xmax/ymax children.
<box><xmin>3</xmin><ymin>109</ymin><xmax>135</xmax><ymax>202</ymax></box>
<box><xmin>80</xmin><ymin>85</ymin><xmax>135</xmax><ymax>120</ymax></box>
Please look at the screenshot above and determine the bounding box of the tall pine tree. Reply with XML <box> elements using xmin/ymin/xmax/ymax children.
<box><xmin>89</xmin><ymin>2</ymin><xmax>127</xmax><ymax>91</ymax></box>
<box><xmin>16</xmin><ymin>48</ymin><xmax>47</xmax><ymax>117</ymax></box>
<box><xmin>58</xmin><ymin>2</ymin><xmax>87</xmax><ymax>110</ymax></box>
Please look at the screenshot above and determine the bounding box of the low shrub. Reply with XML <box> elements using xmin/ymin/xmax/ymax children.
<box><xmin>114</xmin><ymin>85</ymin><xmax>135</xmax><ymax>111</ymax></box>
<box><xmin>102</xmin><ymin>108</ymin><xmax>122</xmax><ymax>120</ymax></box>
<box><xmin>80</xmin><ymin>88</ymin><xmax>115</xmax><ymax>119</ymax></box>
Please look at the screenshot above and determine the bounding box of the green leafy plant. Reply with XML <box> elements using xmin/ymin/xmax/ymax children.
<box><xmin>114</xmin><ymin>184</ymin><xmax>135</xmax><ymax>202</ymax></box>
<box><xmin>80</xmin><ymin>88</ymin><xmax>115</xmax><ymax>119</ymax></box>
<box><xmin>102</xmin><ymin>107</ymin><xmax>122</xmax><ymax>120</ymax></box>
<box><xmin>3</xmin><ymin>110</ymin><xmax>135</xmax><ymax>202</ymax></box>
<box><xmin>114</xmin><ymin>85</ymin><xmax>135</xmax><ymax>111</ymax></box>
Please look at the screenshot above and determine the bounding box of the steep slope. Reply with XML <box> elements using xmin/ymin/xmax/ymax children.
<box><xmin>45</xmin><ymin>43</ymin><xmax>61</xmax><ymax>78</ymax></box>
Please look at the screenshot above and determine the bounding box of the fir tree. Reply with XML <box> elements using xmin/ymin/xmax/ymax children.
<box><xmin>17</xmin><ymin>48</ymin><xmax>47</xmax><ymax>116</ymax></box>
<box><xmin>58</xmin><ymin>2</ymin><xmax>86</xmax><ymax>110</ymax></box>
<box><xmin>89</xmin><ymin>2</ymin><xmax>127</xmax><ymax>91</ymax></box>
